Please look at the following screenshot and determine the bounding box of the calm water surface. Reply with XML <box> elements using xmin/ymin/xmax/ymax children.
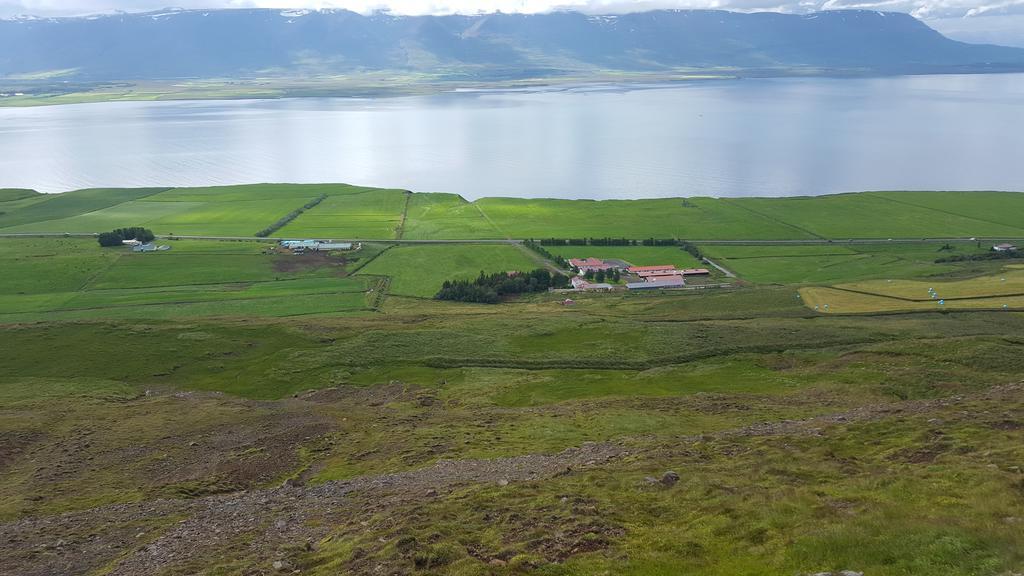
<box><xmin>1</xmin><ymin>74</ymin><xmax>1022</xmax><ymax>199</ymax></box>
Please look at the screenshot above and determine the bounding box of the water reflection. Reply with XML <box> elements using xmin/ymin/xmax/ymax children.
<box><xmin>0</xmin><ymin>74</ymin><xmax>1021</xmax><ymax>198</ymax></box>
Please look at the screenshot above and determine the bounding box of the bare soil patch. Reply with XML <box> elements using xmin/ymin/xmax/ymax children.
<box><xmin>272</xmin><ymin>251</ymin><xmax>347</xmax><ymax>275</ymax></box>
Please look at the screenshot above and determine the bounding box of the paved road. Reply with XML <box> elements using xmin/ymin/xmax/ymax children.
<box><xmin>0</xmin><ymin>233</ymin><xmax>523</xmax><ymax>245</ymax></box>
<box><xmin>688</xmin><ymin>237</ymin><xmax>1022</xmax><ymax>245</ymax></box>
<box><xmin>1</xmin><ymin>233</ymin><xmax>1019</xmax><ymax>246</ymax></box>
<box><xmin>702</xmin><ymin>257</ymin><xmax>736</xmax><ymax>278</ymax></box>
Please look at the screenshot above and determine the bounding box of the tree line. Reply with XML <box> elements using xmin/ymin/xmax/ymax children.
<box><xmin>97</xmin><ymin>227</ymin><xmax>155</xmax><ymax>247</ymax></box>
<box><xmin>532</xmin><ymin>237</ymin><xmax>694</xmax><ymax>248</ymax></box>
<box><xmin>536</xmin><ymin>237</ymin><xmax>640</xmax><ymax>246</ymax></box>
<box><xmin>436</xmin><ymin>269</ymin><xmax>569</xmax><ymax>304</ymax></box>
<box><xmin>255</xmin><ymin>194</ymin><xmax>327</xmax><ymax>238</ymax></box>
<box><xmin>582</xmin><ymin>268</ymin><xmax>621</xmax><ymax>283</ymax></box>
<box><xmin>935</xmin><ymin>249</ymin><xmax>1022</xmax><ymax>263</ymax></box>
<box><xmin>523</xmin><ymin>240</ymin><xmax>569</xmax><ymax>269</ymax></box>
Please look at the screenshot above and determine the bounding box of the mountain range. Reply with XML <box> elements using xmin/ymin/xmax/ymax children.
<box><xmin>3</xmin><ymin>8</ymin><xmax>1024</xmax><ymax>81</ymax></box>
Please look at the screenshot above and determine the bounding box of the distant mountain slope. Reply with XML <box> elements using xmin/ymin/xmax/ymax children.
<box><xmin>2</xmin><ymin>8</ymin><xmax>1023</xmax><ymax>80</ymax></box>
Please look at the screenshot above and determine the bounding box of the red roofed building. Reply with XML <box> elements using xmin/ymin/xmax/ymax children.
<box><xmin>638</xmin><ymin>270</ymin><xmax>684</xmax><ymax>281</ymax></box>
<box><xmin>569</xmin><ymin>257</ymin><xmax>613</xmax><ymax>272</ymax></box>
<box><xmin>681</xmin><ymin>268</ymin><xmax>711</xmax><ymax>276</ymax></box>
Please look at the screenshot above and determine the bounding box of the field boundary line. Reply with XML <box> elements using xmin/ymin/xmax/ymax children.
<box><xmin>0</xmin><ymin>187</ymin><xmax>172</xmax><ymax>233</ymax></box>
<box><xmin>394</xmin><ymin>191</ymin><xmax>412</xmax><ymax>240</ymax></box>
<box><xmin>825</xmin><ymin>285</ymin><xmax>1024</xmax><ymax>303</ymax></box>
<box><xmin>713</xmin><ymin>252</ymin><xmax>861</xmax><ymax>260</ymax></box>
<box><xmin>720</xmin><ymin>198</ymin><xmax>826</xmax><ymax>240</ymax></box>
<box><xmin>868</xmin><ymin>192</ymin><xmax>1024</xmax><ymax>236</ymax></box>
<box><xmin>254</xmin><ymin>193</ymin><xmax>327</xmax><ymax>237</ymax></box>
<box><xmin>347</xmin><ymin>244</ymin><xmax>394</xmax><ymax>275</ymax></box>
<box><xmin>75</xmin><ymin>251</ymin><xmax>128</xmax><ymax>292</ymax></box>
<box><xmin>471</xmin><ymin>202</ymin><xmax>511</xmax><ymax>240</ymax></box>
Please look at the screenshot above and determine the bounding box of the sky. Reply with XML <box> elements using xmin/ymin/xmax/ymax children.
<box><xmin>1</xmin><ymin>0</ymin><xmax>1022</xmax><ymax>45</ymax></box>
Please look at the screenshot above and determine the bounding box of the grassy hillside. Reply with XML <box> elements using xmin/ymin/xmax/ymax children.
<box><xmin>0</xmin><ymin>189</ymin><xmax>39</xmax><ymax>202</ymax></box>
<box><xmin>3</xmin><ymin>186</ymin><xmax>1024</xmax><ymax>241</ymax></box>
<box><xmin>2</xmin><ymin>285</ymin><xmax>1023</xmax><ymax>574</ymax></box>
<box><xmin>0</xmin><ymin>187</ymin><xmax>169</xmax><ymax>230</ymax></box>
<box><xmin>733</xmin><ymin>193</ymin><xmax>1024</xmax><ymax>239</ymax></box>
<box><xmin>472</xmin><ymin>197</ymin><xmax>812</xmax><ymax>240</ymax></box>
<box><xmin>401</xmin><ymin>193</ymin><xmax>504</xmax><ymax>240</ymax></box>
<box><xmin>2</xmin><ymin>190</ymin><xmax>1024</xmax><ymax>575</ymax></box>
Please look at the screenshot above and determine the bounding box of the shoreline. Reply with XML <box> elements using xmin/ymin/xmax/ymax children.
<box><xmin>3</xmin><ymin>67</ymin><xmax>1022</xmax><ymax>109</ymax></box>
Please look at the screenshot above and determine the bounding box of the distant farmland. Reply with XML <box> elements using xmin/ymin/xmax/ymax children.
<box><xmin>4</xmin><ymin>186</ymin><xmax>1024</xmax><ymax>241</ymax></box>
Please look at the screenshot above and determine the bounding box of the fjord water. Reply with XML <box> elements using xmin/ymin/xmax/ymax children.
<box><xmin>1</xmin><ymin>73</ymin><xmax>1022</xmax><ymax>199</ymax></box>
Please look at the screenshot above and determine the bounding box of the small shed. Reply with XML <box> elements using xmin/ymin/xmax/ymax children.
<box><xmin>993</xmin><ymin>243</ymin><xmax>1018</xmax><ymax>252</ymax></box>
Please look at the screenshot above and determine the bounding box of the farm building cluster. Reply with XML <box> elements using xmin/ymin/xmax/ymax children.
<box><xmin>567</xmin><ymin>258</ymin><xmax>710</xmax><ymax>292</ymax></box>
<box><xmin>279</xmin><ymin>240</ymin><xmax>358</xmax><ymax>253</ymax></box>
<box><xmin>122</xmin><ymin>239</ymin><xmax>170</xmax><ymax>252</ymax></box>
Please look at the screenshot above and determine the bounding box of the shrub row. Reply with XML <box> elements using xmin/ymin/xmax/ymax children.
<box><xmin>523</xmin><ymin>240</ymin><xmax>569</xmax><ymax>269</ymax></box>
<box><xmin>254</xmin><ymin>194</ymin><xmax>327</xmax><ymax>238</ymax></box>
<box><xmin>935</xmin><ymin>250</ymin><xmax>1023</xmax><ymax>263</ymax></box>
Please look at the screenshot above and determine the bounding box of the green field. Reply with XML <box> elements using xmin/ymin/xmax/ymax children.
<box><xmin>800</xmin><ymin>286</ymin><xmax>1024</xmax><ymax>314</ymax></box>
<box><xmin>0</xmin><ymin>187</ymin><xmax>169</xmax><ymax>230</ymax></box>
<box><xmin>4</xmin><ymin>187</ymin><xmax>1024</xmax><ymax>242</ymax></box>
<box><xmin>0</xmin><ymin>189</ymin><xmax>39</xmax><ymax>202</ymax></box>
<box><xmin>544</xmin><ymin>245</ymin><xmax>706</xmax><ymax>269</ymax></box>
<box><xmin>356</xmin><ymin>244</ymin><xmax>540</xmax><ymax>297</ymax></box>
<box><xmin>796</xmin><ymin>266</ymin><xmax>1024</xmax><ymax>314</ymax></box>
<box><xmin>3</xmin><ymin>188</ymin><xmax>1024</xmax><ymax>575</ymax></box>
<box><xmin>700</xmin><ymin>242</ymin><xmax>996</xmax><ymax>284</ymax></box>
<box><xmin>0</xmin><ymin>238</ymin><xmax>373</xmax><ymax>321</ymax></box>
<box><xmin>870</xmin><ymin>191</ymin><xmax>1024</xmax><ymax>231</ymax></box>
<box><xmin>401</xmin><ymin>193</ymin><xmax>504</xmax><ymax>240</ymax></box>
<box><xmin>733</xmin><ymin>193</ymin><xmax>1024</xmax><ymax>239</ymax></box>
<box><xmin>838</xmin><ymin>266</ymin><xmax>1024</xmax><ymax>300</ymax></box>
<box><xmin>472</xmin><ymin>196</ymin><xmax>812</xmax><ymax>240</ymax></box>
<box><xmin>281</xmin><ymin>187</ymin><xmax>409</xmax><ymax>239</ymax></box>
<box><xmin>0</xmin><ymin>184</ymin><xmax>403</xmax><ymax>237</ymax></box>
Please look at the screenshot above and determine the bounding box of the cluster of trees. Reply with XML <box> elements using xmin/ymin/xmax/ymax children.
<box><xmin>679</xmin><ymin>240</ymin><xmax>703</xmax><ymax>260</ymax></box>
<box><xmin>582</xmin><ymin>268</ymin><xmax>621</xmax><ymax>283</ymax></box>
<box><xmin>97</xmin><ymin>227</ymin><xmax>155</xmax><ymax>247</ymax></box>
<box><xmin>255</xmin><ymin>194</ymin><xmax>327</xmax><ymax>238</ymax></box>
<box><xmin>935</xmin><ymin>249</ymin><xmax>1022</xmax><ymax>263</ymax></box>
<box><xmin>641</xmin><ymin>238</ymin><xmax>679</xmax><ymax>246</ymax></box>
<box><xmin>436</xmin><ymin>269</ymin><xmax>569</xmax><ymax>304</ymax></box>
<box><xmin>535</xmin><ymin>238</ymin><xmax>589</xmax><ymax>246</ymax></box>
<box><xmin>523</xmin><ymin>240</ymin><xmax>569</xmax><ymax>269</ymax></box>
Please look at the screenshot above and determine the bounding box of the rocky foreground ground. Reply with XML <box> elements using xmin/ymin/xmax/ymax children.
<box><xmin>3</xmin><ymin>383</ymin><xmax>1020</xmax><ymax>575</ymax></box>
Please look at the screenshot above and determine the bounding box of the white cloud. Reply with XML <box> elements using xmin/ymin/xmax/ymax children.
<box><xmin>1</xmin><ymin>0</ymin><xmax>1022</xmax><ymax>19</ymax></box>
